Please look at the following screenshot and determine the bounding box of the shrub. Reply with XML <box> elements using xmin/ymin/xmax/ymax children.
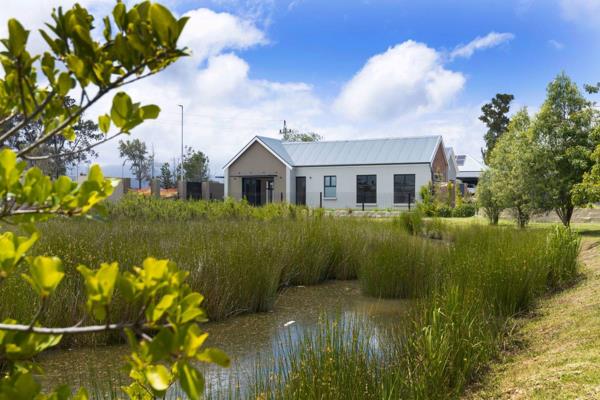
<box><xmin>437</xmin><ymin>205</ymin><xmax>453</xmax><ymax>217</ymax></box>
<box><xmin>452</xmin><ymin>203</ymin><xmax>477</xmax><ymax>218</ymax></box>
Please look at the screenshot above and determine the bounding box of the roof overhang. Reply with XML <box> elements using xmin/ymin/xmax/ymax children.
<box><xmin>223</xmin><ymin>136</ymin><xmax>293</xmax><ymax>170</ymax></box>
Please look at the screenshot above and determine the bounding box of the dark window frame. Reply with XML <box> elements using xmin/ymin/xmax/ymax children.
<box><xmin>393</xmin><ymin>174</ymin><xmax>416</xmax><ymax>204</ymax></box>
<box><xmin>323</xmin><ymin>175</ymin><xmax>337</xmax><ymax>198</ymax></box>
<box><xmin>356</xmin><ymin>175</ymin><xmax>377</xmax><ymax>204</ymax></box>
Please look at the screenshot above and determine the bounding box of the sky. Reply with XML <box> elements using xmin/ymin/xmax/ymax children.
<box><xmin>1</xmin><ymin>0</ymin><xmax>600</xmax><ymax>178</ymax></box>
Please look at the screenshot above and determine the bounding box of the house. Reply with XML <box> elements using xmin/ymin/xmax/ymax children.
<box><xmin>223</xmin><ymin>135</ymin><xmax>449</xmax><ymax>209</ymax></box>
<box><xmin>455</xmin><ymin>154</ymin><xmax>486</xmax><ymax>194</ymax></box>
<box><xmin>445</xmin><ymin>147</ymin><xmax>458</xmax><ymax>182</ymax></box>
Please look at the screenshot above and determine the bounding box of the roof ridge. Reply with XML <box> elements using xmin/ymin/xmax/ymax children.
<box><xmin>279</xmin><ymin>134</ymin><xmax>443</xmax><ymax>145</ymax></box>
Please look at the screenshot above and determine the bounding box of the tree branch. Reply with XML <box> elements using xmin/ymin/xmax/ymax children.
<box><xmin>22</xmin><ymin>131</ymin><xmax>125</xmax><ymax>161</ymax></box>
<box><xmin>17</xmin><ymin>61</ymin><xmax>163</xmax><ymax>157</ymax></box>
<box><xmin>0</xmin><ymin>91</ymin><xmax>57</xmax><ymax>144</ymax></box>
<box><xmin>0</xmin><ymin>321</ymin><xmax>166</xmax><ymax>335</ymax></box>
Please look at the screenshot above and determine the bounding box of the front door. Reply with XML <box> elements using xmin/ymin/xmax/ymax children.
<box><xmin>296</xmin><ymin>176</ymin><xmax>306</xmax><ymax>205</ymax></box>
<box><xmin>242</xmin><ymin>178</ymin><xmax>262</xmax><ymax>206</ymax></box>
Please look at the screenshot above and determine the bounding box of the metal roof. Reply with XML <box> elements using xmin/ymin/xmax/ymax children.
<box><xmin>456</xmin><ymin>154</ymin><xmax>485</xmax><ymax>172</ymax></box>
<box><xmin>254</xmin><ymin>135</ymin><xmax>442</xmax><ymax>167</ymax></box>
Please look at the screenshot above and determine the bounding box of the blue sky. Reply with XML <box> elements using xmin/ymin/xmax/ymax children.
<box><xmin>2</xmin><ymin>0</ymin><xmax>599</xmax><ymax>177</ymax></box>
<box><xmin>199</xmin><ymin>0</ymin><xmax>599</xmax><ymax>106</ymax></box>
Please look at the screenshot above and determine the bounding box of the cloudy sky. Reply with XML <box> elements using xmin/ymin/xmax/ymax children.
<box><xmin>2</xmin><ymin>0</ymin><xmax>600</xmax><ymax>177</ymax></box>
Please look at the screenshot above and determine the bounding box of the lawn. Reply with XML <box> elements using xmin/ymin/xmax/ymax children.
<box><xmin>466</xmin><ymin>232</ymin><xmax>600</xmax><ymax>399</ymax></box>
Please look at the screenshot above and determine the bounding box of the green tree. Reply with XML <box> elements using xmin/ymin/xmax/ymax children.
<box><xmin>159</xmin><ymin>162</ymin><xmax>174</xmax><ymax>188</ymax></box>
<box><xmin>488</xmin><ymin>108</ymin><xmax>546</xmax><ymax>228</ymax></box>
<box><xmin>0</xmin><ymin>3</ymin><xmax>227</xmax><ymax>399</ymax></box>
<box><xmin>182</xmin><ymin>146</ymin><xmax>209</xmax><ymax>181</ymax></box>
<box><xmin>5</xmin><ymin>97</ymin><xmax>104</xmax><ymax>178</ymax></box>
<box><xmin>119</xmin><ymin>138</ymin><xmax>150</xmax><ymax>189</ymax></box>
<box><xmin>479</xmin><ymin>93</ymin><xmax>514</xmax><ymax>164</ymax></box>
<box><xmin>573</xmin><ymin>83</ymin><xmax>600</xmax><ymax>205</ymax></box>
<box><xmin>279</xmin><ymin>120</ymin><xmax>322</xmax><ymax>142</ymax></box>
<box><xmin>531</xmin><ymin>73</ymin><xmax>599</xmax><ymax>226</ymax></box>
<box><xmin>476</xmin><ymin>169</ymin><xmax>503</xmax><ymax>225</ymax></box>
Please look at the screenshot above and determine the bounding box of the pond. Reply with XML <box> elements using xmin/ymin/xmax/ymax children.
<box><xmin>37</xmin><ymin>280</ymin><xmax>409</xmax><ymax>398</ymax></box>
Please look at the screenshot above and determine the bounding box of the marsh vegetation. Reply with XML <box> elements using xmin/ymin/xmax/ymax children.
<box><xmin>0</xmin><ymin>198</ymin><xmax>581</xmax><ymax>398</ymax></box>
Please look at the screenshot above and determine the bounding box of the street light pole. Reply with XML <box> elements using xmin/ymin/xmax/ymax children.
<box><xmin>178</xmin><ymin>104</ymin><xmax>184</xmax><ymax>183</ymax></box>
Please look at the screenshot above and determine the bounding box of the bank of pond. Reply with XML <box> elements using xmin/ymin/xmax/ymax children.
<box><xmin>0</xmin><ymin>215</ymin><xmax>581</xmax><ymax>399</ymax></box>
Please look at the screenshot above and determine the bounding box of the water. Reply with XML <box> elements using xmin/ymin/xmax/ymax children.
<box><xmin>37</xmin><ymin>280</ymin><xmax>408</xmax><ymax>397</ymax></box>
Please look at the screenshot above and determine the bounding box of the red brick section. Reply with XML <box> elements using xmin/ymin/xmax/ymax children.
<box><xmin>431</xmin><ymin>143</ymin><xmax>448</xmax><ymax>182</ymax></box>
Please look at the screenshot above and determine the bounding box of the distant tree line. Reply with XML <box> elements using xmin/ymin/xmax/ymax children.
<box><xmin>119</xmin><ymin>139</ymin><xmax>209</xmax><ymax>189</ymax></box>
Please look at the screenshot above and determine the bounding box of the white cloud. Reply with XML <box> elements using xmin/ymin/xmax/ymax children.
<box><xmin>450</xmin><ymin>32</ymin><xmax>515</xmax><ymax>59</ymax></box>
<box><xmin>0</xmin><ymin>2</ymin><xmax>488</xmax><ymax>177</ymax></box>
<box><xmin>180</xmin><ymin>8</ymin><xmax>266</xmax><ymax>63</ymax></box>
<box><xmin>333</xmin><ymin>40</ymin><xmax>465</xmax><ymax>122</ymax></box>
<box><xmin>559</xmin><ymin>0</ymin><xmax>600</xmax><ymax>27</ymax></box>
<box><xmin>548</xmin><ymin>39</ymin><xmax>565</xmax><ymax>50</ymax></box>
<box><xmin>92</xmin><ymin>52</ymin><xmax>322</xmax><ymax>174</ymax></box>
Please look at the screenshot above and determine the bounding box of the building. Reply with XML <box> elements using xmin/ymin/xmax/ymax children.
<box><xmin>455</xmin><ymin>154</ymin><xmax>486</xmax><ymax>194</ymax></box>
<box><xmin>223</xmin><ymin>135</ymin><xmax>449</xmax><ymax>209</ymax></box>
<box><xmin>445</xmin><ymin>147</ymin><xmax>459</xmax><ymax>182</ymax></box>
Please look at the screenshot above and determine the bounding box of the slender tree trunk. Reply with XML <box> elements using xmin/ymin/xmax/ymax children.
<box><xmin>556</xmin><ymin>205</ymin><xmax>574</xmax><ymax>227</ymax></box>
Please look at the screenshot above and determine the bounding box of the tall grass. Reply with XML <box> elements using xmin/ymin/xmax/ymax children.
<box><xmin>243</xmin><ymin>224</ymin><xmax>581</xmax><ymax>400</ymax></box>
<box><xmin>0</xmin><ymin>215</ymin><xmax>385</xmax><ymax>345</ymax></box>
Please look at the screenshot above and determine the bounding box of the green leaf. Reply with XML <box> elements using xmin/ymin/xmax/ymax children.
<box><xmin>151</xmin><ymin>293</ymin><xmax>177</xmax><ymax>322</ymax></box>
<box><xmin>22</xmin><ymin>256</ymin><xmax>64</xmax><ymax>297</ymax></box>
<box><xmin>72</xmin><ymin>387</ymin><xmax>89</xmax><ymax>400</ymax></box>
<box><xmin>149</xmin><ymin>3</ymin><xmax>177</xmax><ymax>46</ymax></box>
<box><xmin>7</xmin><ymin>19</ymin><xmax>29</xmax><ymax>56</ymax></box>
<box><xmin>98</xmin><ymin>114</ymin><xmax>111</xmax><ymax>134</ymax></box>
<box><xmin>65</xmin><ymin>54</ymin><xmax>86</xmax><ymax>78</ymax></box>
<box><xmin>61</xmin><ymin>126</ymin><xmax>75</xmax><ymax>141</ymax></box>
<box><xmin>197</xmin><ymin>347</ymin><xmax>230</xmax><ymax>367</ymax></box>
<box><xmin>113</xmin><ymin>2</ymin><xmax>127</xmax><ymax>30</ymax></box>
<box><xmin>111</xmin><ymin>92</ymin><xmax>132</xmax><ymax>128</ymax></box>
<box><xmin>177</xmin><ymin>362</ymin><xmax>205</xmax><ymax>400</ymax></box>
<box><xmin>144</xmin><ymin>364</ymin><xmax>172</xmax><ymax>393</ymax></box>
<box><xmin>140</xmin><ymin>105</ymin><xmax>160</xmax><ymax>120</ymax></box>
<box><xmin>57</xmin><ymin>72</ymin><xmax>73</xmax><ymax>96</ymax></box>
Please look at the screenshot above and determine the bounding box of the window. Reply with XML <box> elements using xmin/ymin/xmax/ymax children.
<box><xmin>356</xmin><ymin>175</ymin><xmax>377</xmax><ymax>204</ymax></box>
<box><xmin>394</xmin><ymin>174</ymin><xmax>415</xmax><ymax>204</ymax></box>
<box><xmin>324</xmin><ymin>176</ymin><xmax>337</xmax><ymax>198</ymax></box>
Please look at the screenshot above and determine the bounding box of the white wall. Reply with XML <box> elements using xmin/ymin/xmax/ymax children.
<box><xmin>293</xmin><ymin>163</ymin><xmax>432</xmax><ymax>209</ymax></box>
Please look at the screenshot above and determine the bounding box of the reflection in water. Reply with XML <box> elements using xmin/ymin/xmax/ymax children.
<box><xmin>38</xmin><ymin>280</ymin><xmax>408</xmax><ymax>397</ymax></box>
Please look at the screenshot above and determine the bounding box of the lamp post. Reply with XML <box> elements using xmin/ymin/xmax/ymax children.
<box><xmin>178</xmin><ymin>104</ymin><xmax>184</xmax><ymax>183</ymax></box>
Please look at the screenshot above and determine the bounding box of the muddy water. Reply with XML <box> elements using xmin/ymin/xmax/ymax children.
<box><xmin>38</xmin><ymin>280</ymin><xmax>408</xmax><ymax>397</ymax></box>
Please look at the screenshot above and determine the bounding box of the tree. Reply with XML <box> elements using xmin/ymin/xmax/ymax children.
<box><xmin>476</xmin><ymin>169</ymin><xmax>503</xmax><ymax>225</ymax></box>
<box><xmin>279</xmin><ymin>120</ymin><xmax>322</xmax><ymax>142</ymax></box>
<box><xmin>182</xmin><ymin>146</ymin><xmax>209</xmax><ymax>181</ymax></box>
<box><xmin>479</xmin><ymin>93</ymin><xmax>514</xmax><ymax>164</ymax></box>
<box><xmin>531</xmin><ymin>73</ymin><xmax>599</xmax><ymax>226</ymax></box>
<box><xmin>5</xmin><ymin>97</ymin><xmax>104</xmax><ymax>178</ymax></box>
<box><xmin>0</xmin><ymin>3</ymin><xmax>227</xmax><ymax>399</ymax></box>
<box><xmin>159</xmin><ymin>162</ymin><xmax>174</xmax><ymax>188</ymax></box>
<box><xmin>573</xmin><ymin>83</ymin><xmax>600</xmax><ymax>205</ymax></box>
<box><xmin>488</xmin><ymin>108</ymin><xmax>547</xmax><ymax>228</ymax></box>
<box><xmin>119</xmin><ymin>139</ymin><xmax>150</xmax><ymax>189</ymax></box>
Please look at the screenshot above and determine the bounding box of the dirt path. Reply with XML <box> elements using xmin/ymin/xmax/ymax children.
<box><xmin>469</xmin><ymin>237</ymin><xmax>600</xmax><ymax>399</ymax></box>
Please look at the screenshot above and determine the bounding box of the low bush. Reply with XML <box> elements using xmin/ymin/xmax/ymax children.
<box><xmin>452</xmin><ymin>203</ymin><xmax>477</xmax><ymax>218</ymax></box>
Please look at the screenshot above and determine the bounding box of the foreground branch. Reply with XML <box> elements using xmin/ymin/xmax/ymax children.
<box><xmin>0</xmin><ymin>321</ymin><xmax>164</xmax><ymax>334</ymax></box>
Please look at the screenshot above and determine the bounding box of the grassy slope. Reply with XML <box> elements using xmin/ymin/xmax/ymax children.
<box><xmin>468</xmin><ymin>232</ymin><xmax>600</xmax><ymax>399</ymax></box>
